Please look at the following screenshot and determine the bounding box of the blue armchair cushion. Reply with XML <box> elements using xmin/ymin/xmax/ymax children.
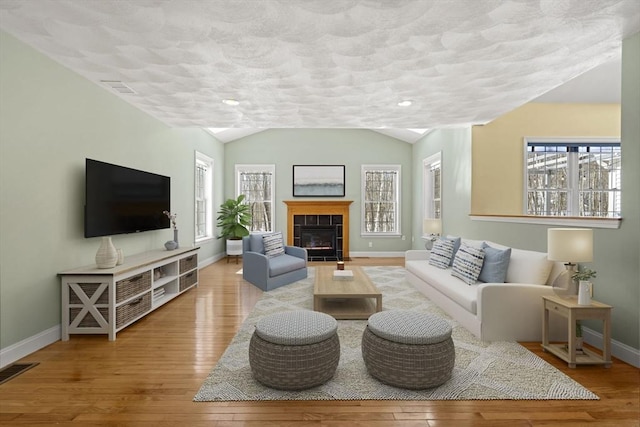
<box><xmin>249</xmin><ymin>233</ymin><xmax>266</xmax><ymax>254</ymax></box>
<box><xmin>268</xmin><ymin>253</ymin><xmax>306</xmax><ymax>277</ymax></box>
<box><xmin>263</xmin><ymin>232</ymin><xmax>285</xmax><ymax>258</ymax></box>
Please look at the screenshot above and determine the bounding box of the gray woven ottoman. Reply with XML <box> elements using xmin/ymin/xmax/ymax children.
<box><xmin>249</xmin><ymin>310</ymin><xmax>340</xmax><ymax>390</ymax></box>
<box><xmin>361</xmin><ymin>310</ymin><xmax>454</xmax><ymax>389</ymax></box>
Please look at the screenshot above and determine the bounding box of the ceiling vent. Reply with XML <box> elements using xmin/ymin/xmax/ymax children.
<box><xmin>100</xmin><ymin>80</ymin><xmax>136</xmax><ymax>94</ymax></box>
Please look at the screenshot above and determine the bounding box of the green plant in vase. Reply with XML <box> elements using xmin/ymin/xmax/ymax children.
<box><xmin>216</xmin><ymin>195</ymin><xmax>252</xmax><ymax>257</ymax></box>
<box><xmin>571</xmin><ymin>267</ymin><xmax>596</xmax><ymax>351</ymax></box>
<box><xmin>571</xmin><ymin>267</ymin><xmax>596</xmax><ymax>282</ymax></box>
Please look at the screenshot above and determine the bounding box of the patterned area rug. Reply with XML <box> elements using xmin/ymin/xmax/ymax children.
<box><xmin>194</xmin><ymin>267</ymin><xmax>598</xmax><ymax>401</ymax></box>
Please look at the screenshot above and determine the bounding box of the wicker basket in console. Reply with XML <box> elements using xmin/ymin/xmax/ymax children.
<box><xmin>116</xmin><ymin>291</ymin><xmax>151</xmax><ymax>328</ymax></box>
<box><xmin>179</xmin><ymin>254</ymin><xmax>198</xmax><ymax>273</ymax></box>
<box><xmin>179</xmin><ymin>271</ymin><xmax>198</xmax><ymax>291</ymax></box>
<box><xmin>69</xmin><ymin>307</ymin><xmax>109</xmax><ymax>328</ymax></box>
<box><xmin>116</xmin><ymin>271</ymin><xmax>151</xmax><ymax>303</ymax></box>
<box><xmin>69</xmin><ymin>283</ymin><xmax>109</xmax><ymax>305</ymax></box>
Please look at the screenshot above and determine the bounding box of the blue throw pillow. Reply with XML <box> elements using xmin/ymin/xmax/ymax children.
<box><xmin>478</xmin><ymin>242</ymin><xmax>512</xmax><ymax>283</ymax></box>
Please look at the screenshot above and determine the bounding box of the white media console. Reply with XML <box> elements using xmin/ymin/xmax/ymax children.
<box><xmin>59</xmin><ymin>246</ymin><xmax>199</xmax><ymax>341</ymax></box>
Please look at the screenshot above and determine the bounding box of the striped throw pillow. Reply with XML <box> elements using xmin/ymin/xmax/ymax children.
<box><xmin>451</xmin><ymin>243</ymin><xmax>485</xmax><ymax>285</ymax></box>
<box><xmin>262</xmin><ymin>232</ymin><xmax>285</xmax><ymax>258</ymax></box>
<box><xmin>428</xmin><ymin>238</ymin><xmax>455</xmax><ymax>269</ymax></box>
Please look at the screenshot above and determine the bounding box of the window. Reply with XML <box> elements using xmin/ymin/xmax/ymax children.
<box><xmin>423</xmin><ymin>152</ymin><xmax>442</xmax><ymax>223</ymax></box>
<box><xmin>195</xmin><ymin>152</ymin><xmax>214</xmax><ymax>241</ymax></box>
<box><xmin>236</xmin><ymin>164</ymin><xmax>275</xmax><ymax>232</ymax></box>
<box><xmin>525</xmin><ymin>139</ymin><xmax>621</xmax><ymax>218</ymax></box>
<box><xmin>362</xmin><ymin>165</ymin><xmax>401</xmax><ymax>235</ymax></box>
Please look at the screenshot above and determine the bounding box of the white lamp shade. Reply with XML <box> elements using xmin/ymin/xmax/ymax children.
<box><xmin>547</xmin><ymin>228</ymin><xmax>593</xmax><ymax>263</ymax></box>
<box><xmin>423</xmin><ymin>218</ymin><xmax>442</xmax><ymax>235</ymax></box>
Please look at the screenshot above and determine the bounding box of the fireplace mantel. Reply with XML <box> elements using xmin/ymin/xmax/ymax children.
<box><xmin>284</xmin><ymin>200</ymin><xmax>353</xmax><ymax>260</ymax></box>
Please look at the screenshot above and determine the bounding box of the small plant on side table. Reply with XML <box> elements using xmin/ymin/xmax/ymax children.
<box><xmin>572</xmin><ymin>267</ymin><xmax>596</xmax><ymax>283</ymax></box>
<box><xmin>571</xmin><ymin>267</ymin><xmax>597</xmax><ymax>350</ymax></box>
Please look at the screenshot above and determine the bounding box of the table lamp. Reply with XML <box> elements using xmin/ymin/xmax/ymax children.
<box><xmin>423</xmin><ymin>218</ymin><xmax>442</xmax><ymax>250</ymax></box>
<box><xmin>547</xmin><ymin>228</ymin><xmax>593</xmax><ymax>297</ymax></box>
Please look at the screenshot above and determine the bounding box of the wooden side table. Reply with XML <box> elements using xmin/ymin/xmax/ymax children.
<box><xmin>542</xmin><ymin>294</ymin><xmax>612</xmax><ymax>368</ymax></box>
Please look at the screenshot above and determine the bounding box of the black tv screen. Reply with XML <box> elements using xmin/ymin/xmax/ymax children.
<box><xmin>85</xmin><ymin>159</ymin><xmax>170</xmax><ymax>238</ymax></box>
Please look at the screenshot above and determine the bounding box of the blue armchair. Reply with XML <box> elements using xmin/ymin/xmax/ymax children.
<box><xmin>242</xmin><ymin>233</ymin><xmax>308</xmax><ymax>291</ymax></box>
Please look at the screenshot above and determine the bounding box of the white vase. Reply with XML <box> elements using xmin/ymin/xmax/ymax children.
<box><xmin>578</xmin><ymin>281</ymin><xmax>592</xmax><ymax>305</ymax></box>
<box><xmin>173</xmin><ymin>229</ymin><xmax>179</xmax><ymax>248</ymax></box>
<box><xmin>95</xmin><ymin>237</ymin><xmax>118</xmax><ymax>269</ymax></box>
<box><xmin>226</xmin><ymin>239</ymin><xmax>243</xmax><ymax>256</ymax></box>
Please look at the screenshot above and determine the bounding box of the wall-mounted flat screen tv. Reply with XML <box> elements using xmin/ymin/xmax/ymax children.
<box><xmin>85</xmin><ymin>159</ymin><xmax>170</xmax><ymax>238</ymax></box>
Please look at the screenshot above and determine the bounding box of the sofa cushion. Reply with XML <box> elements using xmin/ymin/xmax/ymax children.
<box><xmin>249</xmin><ymin>233</ymin><xmax>266</xmax><ymax>254</ymax></box>
<box><xmin>505</xmin><ymin>248</ymin><xmax>553</xmax><ymax>285</ymax></box>
<box><xmin>406</xmin><ymin>260</ymin><xmax>478</xmax><ymax>314</ymax></box>
<box><xmin>451</xmin><ymin>244</ymin><xmax>485</xmax><ymax>285</ymax></box>
<box><xmin>442</xmin><ymin>236</ymin><xmax>462</xmax><ymax>265</ymax></box>
<box><xmin>268</xmin><ymin>253</ymin><xmax>306</xmax><ymax>277</ymax></box>
<box><xmin>429</xmin><ymin>239</ymin><xmax>455</xmax><ymax>269</ymax></box>
<box><xmin>263</xmin><ymin>232</ymin><xmax>285</xmax><ymax>258</ymax></box>
<box><xmin>479</xmin><ymin>242</ymin><xmax>512</xmax><ymax>283</ymax></box>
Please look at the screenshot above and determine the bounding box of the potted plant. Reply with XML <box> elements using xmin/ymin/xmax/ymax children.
<box><xmin>571</xmin><ymin>267</ymin><xmax>597</xmax><ymax>349</ymax></box>
<box><xmin>572</xmin><ymin>267</ymin><xmax>596</xmax><ymax>283</ymax></box>
<box><xmin>216</xmin><ymin>195</ymin><xmax>252</xmax><ymax>256</ymax></box>
<box><xmin>572</xmin><ymin>267</ymin><xmax>596</xmax><ymax>306</ymax></box>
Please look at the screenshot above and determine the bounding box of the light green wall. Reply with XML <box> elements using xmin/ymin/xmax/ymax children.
<box><xmin>410</xmin><ymin>128</ymin><xmax>472</xmax><ymax>246</ymax></box>
<box><xmin>0</xmin><ymin>31</ymin><xmax>225</xmax><ymax>349</ymax></box>
<box><xmin>619</xmin><ymin>31</ymin><xmax>640</xmax><ymax>350</ymax></box>
<box><xmin>224</xmin><ymin>129</ymin><xmax>414</xmax><ymax>252</ymax></box>
<box><xmin>411</xmin><ymin>32</ymin><xmax>640</xmax><ymax>350</ymax></box>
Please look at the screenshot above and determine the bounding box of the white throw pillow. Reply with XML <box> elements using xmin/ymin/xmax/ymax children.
<box><xmin>262</xmin><ymin>232</ymin><xmax>285</xmax><ymax>258</ymax></box>
<box><xmin>505</xmin><ymin>248</ymin><xmax>553</xmax><ymax>285</ymax></box>
<box><xmin>429</xmin><ymin>239</ymin><xmax>455</xmax><ymax>269</ymax></box>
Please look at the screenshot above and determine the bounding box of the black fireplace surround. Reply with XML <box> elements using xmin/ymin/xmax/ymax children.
<box><xmin>293</xmin><ymin>214</ymin><xmax>343</xmax><ymax>261</ymax></box>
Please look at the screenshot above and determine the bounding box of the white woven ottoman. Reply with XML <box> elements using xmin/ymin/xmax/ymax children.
<box><xmin>249</xmin><ymin>310</ymin><xmax>340</xmax><ymax>390</ymax></box>
<box><xmin>361</xmin><ymin>310</ymin><xmax>455</xmax><ymax>389</ymax></box>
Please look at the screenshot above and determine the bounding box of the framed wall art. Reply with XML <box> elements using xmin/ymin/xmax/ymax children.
<box><xmin>292</xmin><ymin>165</ymin><xmax>345</xmax><ymax>197</ymax></box>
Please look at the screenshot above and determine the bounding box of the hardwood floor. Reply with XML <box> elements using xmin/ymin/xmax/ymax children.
<box><xmin>1</xmin><ymin>257</ymin><xmax>638</xmax><ymax>426</ymax></box>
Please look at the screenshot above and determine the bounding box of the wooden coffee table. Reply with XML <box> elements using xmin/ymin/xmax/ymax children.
<box><xmin>313</xmin><ymin>266</ymin><xmax>382</xmax><ymax>319</ymax></box>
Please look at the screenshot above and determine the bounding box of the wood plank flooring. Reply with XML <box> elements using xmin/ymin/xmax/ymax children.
<box><xmin>1</xmin><ymin>257</ymin><xmax>638</xmax><ymax>426</ymax></box>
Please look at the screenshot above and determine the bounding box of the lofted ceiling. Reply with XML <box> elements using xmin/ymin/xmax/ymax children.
<box><xmin>0</xmin><ymin>0</ymin><xmax>638</xmax><ymax>143</ymax></box>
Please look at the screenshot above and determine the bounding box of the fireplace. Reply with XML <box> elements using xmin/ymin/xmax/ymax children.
<box><xmin>294</xmin><ymin>215</ymin><xmax>343</xmax><ymax>261</ymax></box>
<box><xmin>300</xmin><ymin>225</ymin><xmax>337</xmax><ymax>258</ymax></box>
<box><xmin>285</xmin><ymin>200</ymin><xmax>352</xmax><ymax>261</ymax></box>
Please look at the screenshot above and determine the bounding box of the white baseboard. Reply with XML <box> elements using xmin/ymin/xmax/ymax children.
<box><xmin>0</xmin><ymin>325</ymin><xmax>60</xmax><ymax>368</ymax></box>
<box><xmin>350</xmin><ymin>251</ymin><xmax>405</xmax><ymax>258</ymax></box>
<box><xmin>198</xmin><ymin>252</ymin><xmax>225</xmax><ymax>269</ymax></box>
<box><xmin>583</xmin><ymin>326</ymin><xmax>640</xmax><ymax>368</ymax></box>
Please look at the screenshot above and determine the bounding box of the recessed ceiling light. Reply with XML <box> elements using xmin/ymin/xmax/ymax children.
<box><xmin>100</xmin><ymin>80</ymin><xmax>136</xmax><ymax>94</ymax></box>
<box><xmin>222</xmin><ymin>99</ymin><xmax>240</xmax><ymax>106</ymax></box>
<box><xmin>397</xmin><ymin>100</ymin><xmax>412</xmax><ymax>107</ymax></box>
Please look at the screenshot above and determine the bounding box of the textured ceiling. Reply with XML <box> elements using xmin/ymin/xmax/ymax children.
<box><xmin>1</xmin><ymin>0</ymin><xmax>639</xmax><ymax>135</ymax></box>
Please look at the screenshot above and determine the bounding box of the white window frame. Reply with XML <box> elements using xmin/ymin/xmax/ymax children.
<box><xmin>523</xmin><ymin>137</ymin><xmax>621</xmax><ymax>218</ymax></box>
<box><xmin>423</xmin><ymin>152</ymin><xmax>442</xmax><ymax>237</ymax></box>
<box><xmin>194</xmin><ymin>152</ymin><xmax>214</xmax><ymax>243</ymax></box>
<box><xmin>235</xmin><ymin>164</ymin><xmax>275</xmax><ymax>233</ymax></box>
<box><xmin>361</xmin><ymin>164</ymin><xmax>401</xmax><ymax>237</ymax></box>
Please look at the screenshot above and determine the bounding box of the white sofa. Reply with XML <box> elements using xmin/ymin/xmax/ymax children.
<box><xmin>405</xmin><ymin>238</ymin><xmax>567</xmax><ymax>342</ymax></box>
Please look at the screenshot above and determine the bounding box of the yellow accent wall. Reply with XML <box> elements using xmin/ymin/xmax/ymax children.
<box><xmin>471</xmin><ymin>103</ymin><xmax>620</xmax><ymax>215</ymax></box>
